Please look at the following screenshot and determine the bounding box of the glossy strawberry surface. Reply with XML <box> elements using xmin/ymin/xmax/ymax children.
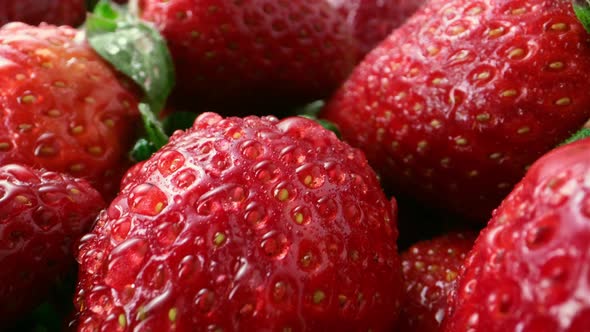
<box><xmin>0</xmin><ymin>163</ymin><xmax>103</xmax><ymax>325</ymax></box>
<box><xmin>398</xmin><ymin>232</ymin><xmax>475</xmax><ymax>332</ymax></box>
<box><xmin>0</xmin><ymin>23</ymin><xmax>140</xmax><ymax>200</ymax></box>
<box><xmin>0</xmin><ymin>0</ymin><xmax>86</xmax><ymax>27</ymax></box>
<box><xmin>75</xmin><ymin>113</ymin><xmax>402</xmax><ymax>331</ymax></box>
<box><xmin>137</xmin><ymin>0</ymin><xmax>356</xmax><ymax>112</ymax></box>
<box><xmin>322</xmin><ymin>0</ymin><xmax>590</xmax><ymax>222</ymax></box>
<box><xmin>444</xmin><ymin>138</ymin><xmax>590</xmax><ymax>331</ymax></box>
<box><xmin>328</xmin><ymin>0</ymin><xmax>425</xmax><ymax>56</ymax></box>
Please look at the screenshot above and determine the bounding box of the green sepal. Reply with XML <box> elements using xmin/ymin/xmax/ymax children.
<box><xmin>561</xmin><ymin>127</ymin><xmax>590</xmax><ymax>146</ymax></box>
<box><xmin>295</xmin><ymin>100</ymin><xmax>342</xmax><ymax>138</ymax></box>
<box><xmin>163</xmin><ymin>111</ymin><xmax>198</xmax><ymax>135</ymax></box>
<box><xmin>86</xmin><ymin>0</ymin><xmax>175</xmax><ymax>114</ymax></box>
<box><xmin>573</xmin><ymin>0</ymin><xmax>590</xmax><ymax>33</ymax></box>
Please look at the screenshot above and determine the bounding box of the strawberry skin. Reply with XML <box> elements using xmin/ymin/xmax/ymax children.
<box><xmin>322</xmin><ymin>0</ymin><xmax>590</xmax><ymax>222</ymax></box>
<box><xmin>444</xmin><ymin>137</ymin><xmax>590</xmax><ymax>332</ymax></box>
<box><xmin>327</xmin><ymin>0</ymin><xmax>425</xmax><ymax>56</ymax></box>
<box><xmin>398</xmin><ymin>232</ymin><xmax>475</xmax><ymax>332</ymax></box>
<box><xmin>74</xmin><ymin>113</ymin><xmax>402</xmax><ymax>331</ymax></box>
<box><xmin>0</xmin><ymin>23</ymin><xmax>140</xmax><ymax>200</ymax></box>
<box><xmin>0</xmin><ymin>0</ymin><xmax>86</xmax><ymax>26</ymax></box>
<box><xmin>136</xmin><ymin>0</ymin><xmax>356</xmax><ymax>112</ymax></box>
<box><xmin>0</xmin><ymin>163</ymin><xmax>103</xmax><ymax>325</ymax></box>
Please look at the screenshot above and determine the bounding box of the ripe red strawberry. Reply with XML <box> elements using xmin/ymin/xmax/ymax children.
<box><xmin>0</xmin><ymin>23</ymin><xmax>140</xmax><ymax>200</ymax></box>
<box><xmin>321</xmin><ymin>0</ymin><xmax>590</xmax><ymax>222</ymax></box>
<box><xmin>443</xmin><ymin>137</ymin><xmax>590</xmax><ymax>332</ymax></box>
<box><xmin>398</xmin><ymin>232</ymin><xmax>475</xmax><ymax>332</ymax></box>
<box><xmin>327</xmin><ymin>0</ymin><xmax>425</xmax><ymax>56</ymax></box>
<box><xmin>0</xmin><ymin>0</ymin><xmax>86</xmax><ymax>26</ymax></box>
<box><xmin>136</xmin><ymin>0</ymin><xmax>356</xmax><ymax>112</ymax></box>
<box><xmin>74</xmin><ymin>113</ymin><xmax>402</xmax><ymax>331</ymax></box>
<box><xmin>0</xmin><ymin>163</ymin><xmax>103</xmax><ymax>326</ymax></box>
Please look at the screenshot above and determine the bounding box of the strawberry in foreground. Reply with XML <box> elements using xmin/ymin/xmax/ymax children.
<box><xmin>0</xmin><ymin>23</ymin><xmax>141</xmax><ymax>200</ymax></box>
<box><xmin>0</xmin><ymin>0</ymin><xmax>86</xmax><ymax>27</ymax></box>
<box><xmin>398</xmin><ymin>232</ymin><xmax>475</xmax><ymax>332</ymax></box>
<box><xmin>443</xmin><ymin>137</ymin><xmax>590</xmax><ymax>331</ymax></box>
<box><xmin>135</xmin><ymin>0</ymin><xmax>357</xmax><ymax>113</ymax></box>
<box><xmin>74</xmin><ymin>113</ymin><xmax>403</xmax><ymax>331</ymax></box>
<box><xmin>321</xmin><ymin>0</ymin><xmax>590</xmax><ymax>222</ymax></box>
<box><xmin>327</xmin><ymin>0</ymin><xmax>425</xmax><ymax>57</ymax></box>
<box><xmin>0</xmin><ymin>163</ymin><xmax>103</xmax><ymax>327</ymax></box>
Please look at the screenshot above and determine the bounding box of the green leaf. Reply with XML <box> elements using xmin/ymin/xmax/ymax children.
<box><xmin>163</xmin><ymin>111</ymin><xmax>198</xmax><ymax>135</ymax></box>
<box><xmin>294</xmin><ymin>100</ymin><xmax>342</xmax><ymax>138</ymax></box>
<box><xmin>561</xmin><ymin>127</ymin><xmax>590</xmax><ymax>146</ymax></box>
<box><xmin>86</xmin><ymin>0</ymin><xmax>175</xmax><ymax>114</ymax></box>
<box><xmin>573</xmin><ymin>0</ymin><xmax>590</xmax><ymax>33</ymax></box>
<box><xmin>140</xmin><ymin>103</ymin><xmax>169</xmax><ymax>149</ymax></box>
<box><xmin>130</xmin><ymin>138</ymin><xmax>158</xmax><ymax>162</ymax></box>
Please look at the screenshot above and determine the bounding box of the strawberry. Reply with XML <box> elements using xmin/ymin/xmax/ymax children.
<box><xmin>327</xmin><ymin>0</ymin><xmax>425</xmax><ymax>56</ymax></box>
<box><xmin>443</xmin><ymin>137</ymin><xmax>590</xmax><ymax>331</ymax></box>
<box><xmin>74</xmin><ymin>113</ymin><xmax>402</xmax><ymax>331</ymax></box>
<box><xmin>135</xmin><ymin>0</ymin><xmax>357</xmax><ymax>112</ymax></box>
<box><xmin>0</xmin><ymin>163</ymin><xmax>103</xmax><ymax>326</ymax></box>
<box><xmin>398</xmin><ymin>232</ymin><xmax>475</xmax><ymax>332</ymax></box>
<box><xmin>0</xmin><ymin>23</ymin><xmax>140</xmax><ymax>200</ymax></box>
<box><xmin>0</xmin><ymin>0</ymin><xmax>86</xmax><ymax>26</ymax></box>
<box><xmin>321</xmin><ymin>0</ymin><xmax>590</xmax><ymax>222</ymax></box>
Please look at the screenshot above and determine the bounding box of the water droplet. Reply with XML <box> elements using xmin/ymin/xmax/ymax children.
<box><xmin>128</xmin><ymin>183</ymin><xmax>168</xmax><ymax>216</ymax></box>
<box><xmin>260</xmin><ymin>232</ymin><xmax>289</xmax><ymax>260</ymax></box>
<box><xmin>296</xmin><ymin>163</ymin><xmax>325</xmax><ymax>189</ymax></box>
<box><xmin>157</xmin><ymin>150</ymin><xmax>185</xmax><ymax>176</ymax></box>
<box><xmin>195</xmin><ymin>289</ymin><xmax>216</xmax><ymax>313</ymax></box>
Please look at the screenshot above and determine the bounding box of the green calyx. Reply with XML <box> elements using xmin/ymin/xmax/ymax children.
<box><xmin>296</xmin><ymin>100</ymin><xmax>342</xmax><ymax>138</ymax></box>
<box><xmin>573</xmin><ymin>0</ymin><xmax>590</xmax><ymax>33</ymax></box>
<box><xmin>86</xmin><ymin>1</ymin><xmax>198</xmax><ymax>161</ymax></box>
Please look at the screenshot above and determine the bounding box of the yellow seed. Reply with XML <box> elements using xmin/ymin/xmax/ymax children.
<box><xmin>432</xmin><ymin>78</ymin><xmax>443</xmax><ymax>85</ymax></box>
<box><xmin>489</xmin><ymin>152</ymin><xmax>502</xmax><ymax>160</ymax></box>
<box><xmin>517</xmin><ymin>127</ymin><xmax>530</xmax><ymax>134</ymax></box>
<box><xmin>467</xmin><ymin>6</ymin><xmax>483</xmax><ymax>15</ymax></box>
<box><xmin>41</xmin><ymin>62</ymin><xmax>52</xmax><ymax>68</ymax></box>
<box><xmin>313</xmin><ymin>290</ymin><xmax>326</xmax><ymax>304</ymax></box>
<box><xmin>214</xmin><ymin>232</ymin><xmax>226</xmax><ymax>246</ymax></box>
<box><xmin>511</xmin><ymin>7</ymin><xmax>526</xmax><ymax>15</ymax></box>
<box><xmin>71</xmin><ymin>125</ymin><xmax>84</xmax><ymax>135</ymax></box>
<box><xmin>70</xmin><ymin>163</ymin><xmax>84</xmax><ymax>172</ymax></box>
<box><xmin>53</xmin><ymin>81</ymin><xmax>66</xmax><ymax>87</ymax></box>
<box><xmin>16</xmin><ymin>195</ymin><xmax>31</xmax><ymax>206</ymax></box>
<box><xmin>155</xmin><ymin>202</ymin><xmax>165</xmax><ymax>213</ymax></box>
<box><xmin>103</xmin><ymin>119</ymin><xmax>115</xmax><ymax>127</ymax></box>
<box><xmin>21</xmin><ymin>95</ymin><xmax>36</xmax><ymax>104</ymax></box>
<box><xmin>38</xmin><ymin>146</ymin><xmax>56</xmax><ymax>155</ymax></box>
<box><xmin>449</xmin><ymin>25</ymin><xmax>466</xmax><ymax>35</ymax></box>
<box><xmin>508</xmin><ymin>48</ymin><xmax>525</xmax><ymax>59</ymax></box>
<box><xmin>232</xmin><ymin>132</ymin><xmax>242</xmax><ymax>139</ymax></box>
<box><xmin>488</xmin><ymin>27</ymin><xmax>505</xmax><ymax>37</ymax></box>
<box><xmin>430</xmin><ymin>119</ymin><xmax>442</xmax><ymax>128</ymax></box>
<box><xmin>169</xmin><ymin>308</ymin><xmax>177</xmax><ymax>322</ymax></box>
<box><xmin>468</xmin><ymin>170</ymin><xmax>479</xmax><ymax>177</ymax></box>
<box><xmin>0</xmin><ymin>142</ymin><xmax>9</xmax><ymax>150</ymax></box>
<box><xmin>294</xmin><ymin>212</ymin><xmax>304</xmax><ymax>224</ymax></box>
<box><xmin>85</xmin><ymin>97</ymin><xmax>96</xmax><ymax>104</ymax></box>
<box><xmin>276</xmin><ymin>188</ymin><xmax>289</xmax><ymax>201</ymax></box>
<box><xmin>413</xmin><ymin>103</ymin><xmax>424</xmax><ymax>112</ymax></box>
<box><xmin>426</xmin><ymin>46</ymin><xmax>440</xmax><ymax>56</ymax></box>
<box><xmin>87</xmin><ymin>146</ymin><xmax>103</xmax><ymax>156</ymax></box>
<box><xmin>555</xmin><ymin>97</ymin><xmax>571</xmax><ymax>106</ymax></box>
<box><xmin>501</xmin><ymin>89</ymin><xmax>517</xmax><ymax>97</ymax></box>
<box><xmin>15</xmin><ymin>74</ymin><xmax>25</xmax><ymax>80</ymax></box>
<box><xmin>47</xmin><ymin>109</ymin><xmax>61</xmax><ymax>117</ymax></box>
<box><xmin>446</xmin><ymin>270</ymin><xmax>459</xmax><ymax>282</ymax></box>
<box><xmin>455</xmin><ymin>137</ymin><xmax>468</xmax><ymax>146</ymax></box>
<box><xmin>476</xmin><ymin>72</ymin><xmax>490</xmax><ymax>80</ymax></box>
<box><xmin>70</xmin><ymin>188</ymin><xmax>81</xmax><ymax>195</ymax></box>
<box><xmin>476</xmin><ymin>113</ymin><xmax>491</xmax><ymax>122</ymax></box>
<box><xmin>18</xmin><ymin>124</ymin><xmax>33</xmax><ymax>131</ymax></box>
<box><xmin>549</xmin><ymin>62</ymin><xmax>564</xmax><ymax>70</ymax></box>
<box><xmin>550</xmin><ymin>23</ymin><xmax>568</xmax><ymax>31</ymax></box>
<box><xmin>118</xmin><ymin>314</ymin><xmax>126</xmax><ymax>328</ymax></box>
<box><xmin>417</xmin><ymin>141</ymin><xmax>428</xmax><ymax>150</ymax></box>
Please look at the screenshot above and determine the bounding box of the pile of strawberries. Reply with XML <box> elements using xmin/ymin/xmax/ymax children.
<box><xmin>2</xmin><ymin>0</ymin><xmax>590</xmax><ymax>331</ymax></box>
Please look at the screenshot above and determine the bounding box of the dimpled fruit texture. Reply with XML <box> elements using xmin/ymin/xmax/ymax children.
<box><xmin>0</xmin><ymin>0</ymin><xmax>86</xmax><ymax>26</ymax></box>
<box><xmin>322</xmin><ymin>0</ymin><xmax>590</xmax><ymax>222</ymax></box>
<box><xmin>0</xmin><ymin>23</ymin><xmax>140</xmax><ymax>200</ymax></box>
<box><xmin>0</xmin><ymin>163</ymin><xmax>103</xmax><ymax>324</ymax></box>
<box><xmin>398</xmin><ymin>232</ymin><xmax>475</xmax><ymax>332</ymax></box>
<box><xmin>327</xmin><ymin>0</ymin><xmax>425</xmax><ymax>56</ymax></box>
<box><xmin>137</xmin><ymin>0</ymin><xmax>356</xmax><ymax>112</ymax></box>
<box><xmin>444</xmin><ymin>138</ymin><xmax>590</xmax><ymax>332</ymax></box>
<box><xmin>74</xmin><ymin>113</ymin><xmax>403</xmax><ymax>331</ymax></box>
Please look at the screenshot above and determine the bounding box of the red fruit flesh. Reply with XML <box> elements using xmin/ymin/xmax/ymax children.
<box><xmin>444</xmin><ymin>138</ymin><xmax>590</xmax><ymax>332</ymax></box>
<box><xmin>0</xmin><ymin>0</ymin><xmax>86</xmax><ymax>26</ymax></box>
<box><xmin>328</xmin><ymin>0</ymin><xmax>425</xmax><ymax>56</ymax></box>
<box><xmin>0</xmin><ymin>23</ymin><xmax>140</xmax><ymax>200</ymax></box>
<box><xmin>322</xmin><ymin>0</ymin><xmax>590</xmax><ymax>222</ymax></box>
<box><xmin>0</xmin><ymin>163</ymin><xmax>103</xmax><ymax>325</ymax></box>
<box><xmin>75</xmin><ymin>113</ymin><xmax>402</xmax><ymax>331</ymax></box>
<box><xmin>399</xmin><ymin>232</ymin><xmax>476</xmax><ymax>332</ymax></box>
<box><xmin>137</xmin><ymin>0</ymin><xmax>356</xmax><ymax>113</ymax></box>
